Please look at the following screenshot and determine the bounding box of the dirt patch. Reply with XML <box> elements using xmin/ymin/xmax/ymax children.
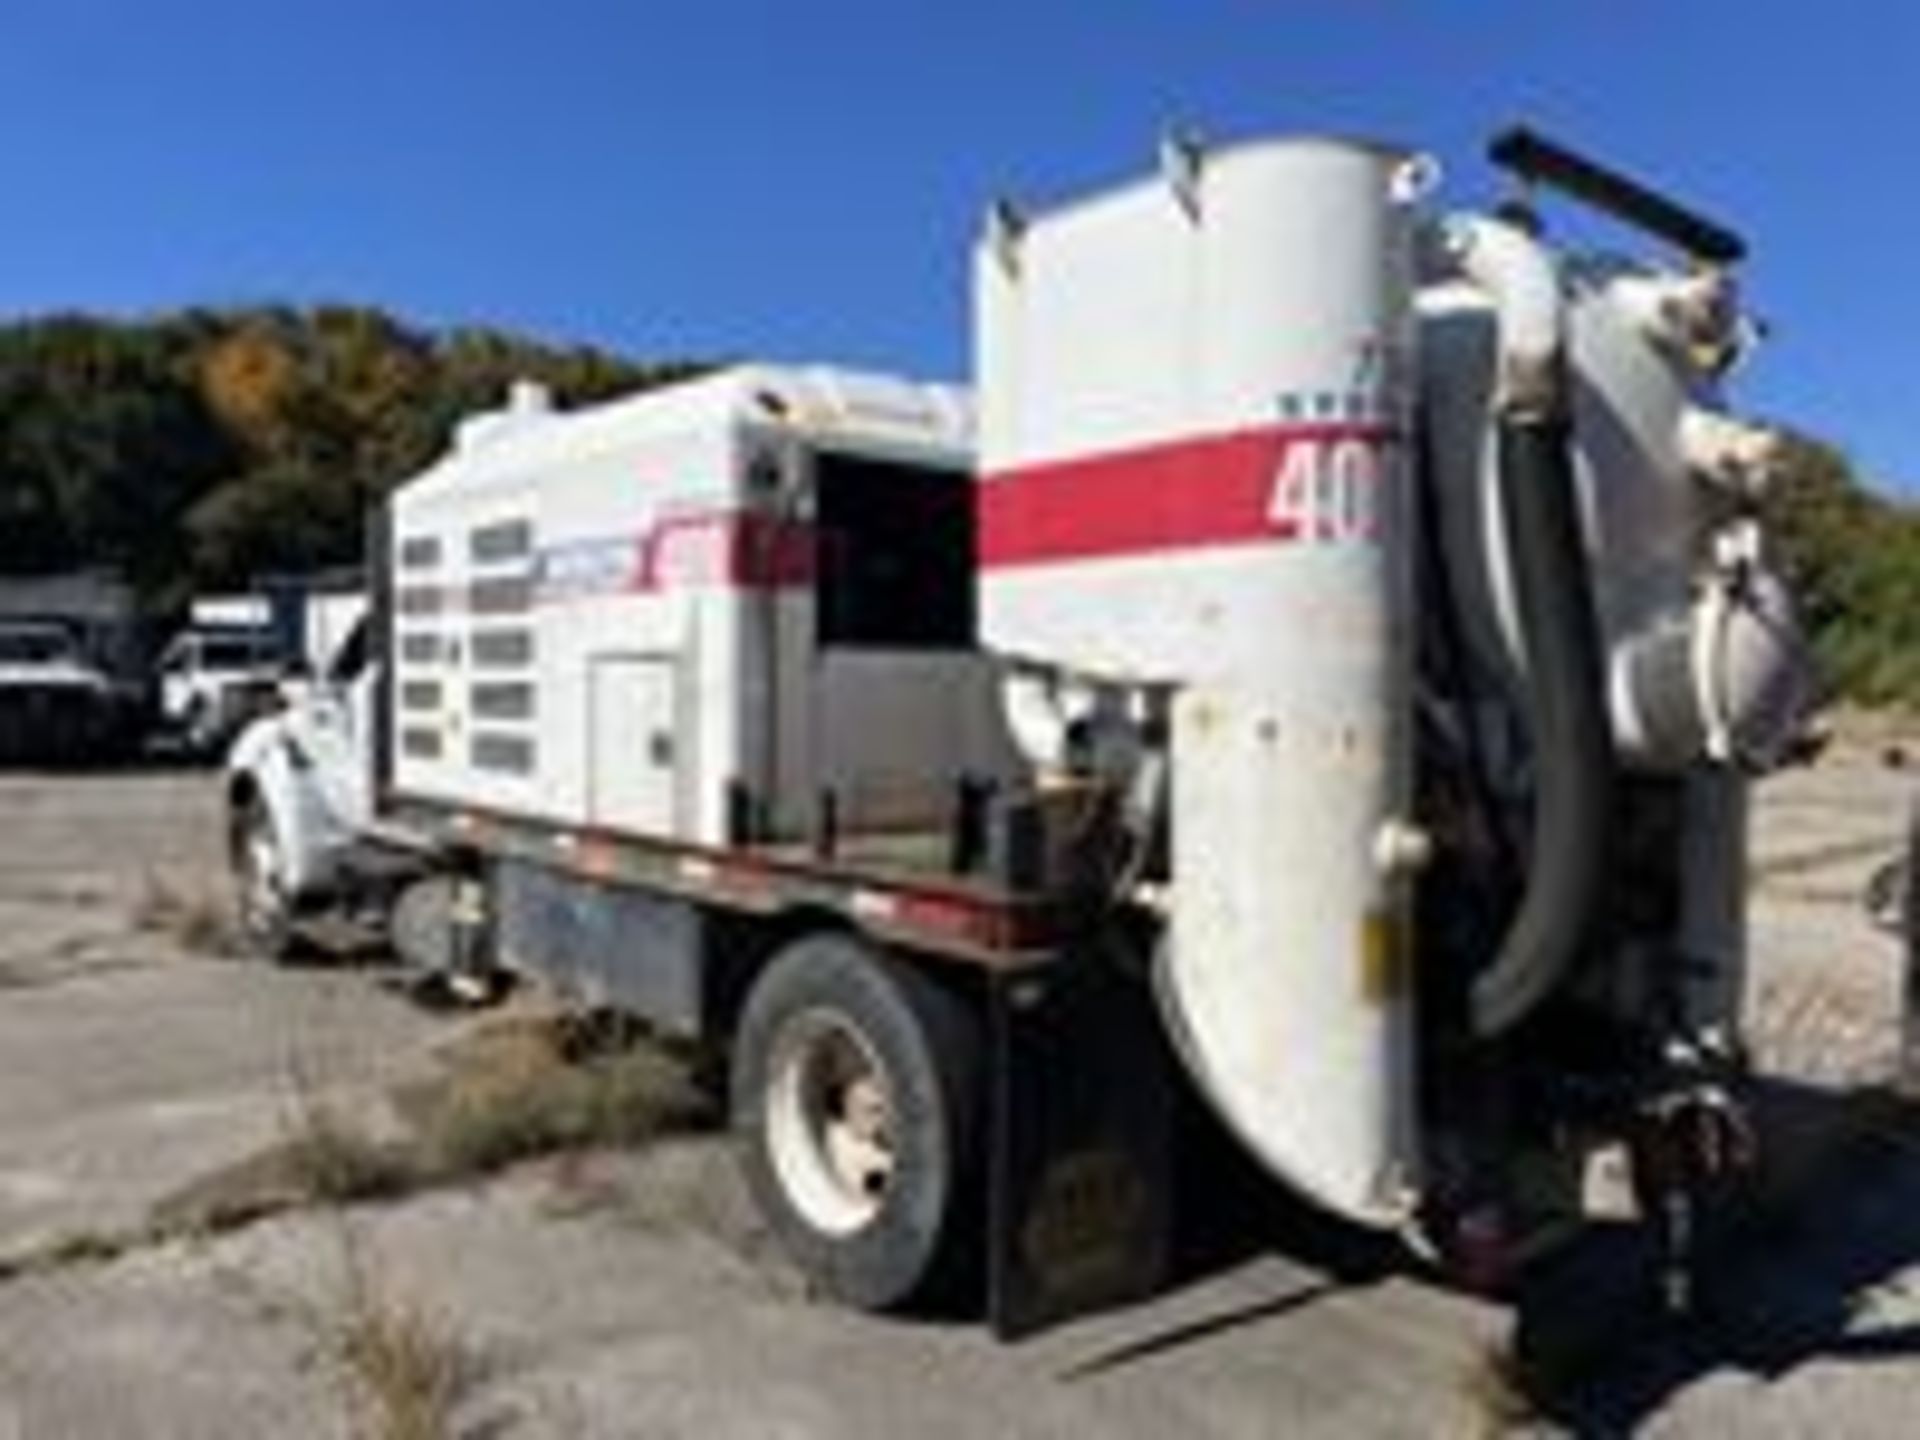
<box><xmin>1749</xmin><ymin>969</ymin><xmax>1904</xmax><ymax>1090</ymax></box>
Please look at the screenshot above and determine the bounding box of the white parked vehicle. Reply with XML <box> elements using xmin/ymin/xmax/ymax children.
<box><xmin>228</xmin><ymin>128</ymin><xmax>1813</xmax><ymax>1332</ymax></box>
<box><xmin>0</xmin><ymin>619</ymin><xmax>139</xmax><ymax>764</ymax></box>
<box><xmin>156</xmin><ymin>627</ymin><xmax>285</xmax><ymax>757</ymax></box>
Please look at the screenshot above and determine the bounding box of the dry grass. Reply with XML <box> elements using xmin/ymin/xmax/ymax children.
<box><xmin>1459</xmin><ymin>1340</ymin><xmax>1543</xmax><ymax>1436</ymax></box>
<box><xmin>145</xmin><ymin>1056</ymin><xmax>490</xmax><ymax>1439</ymax></box>
<box><xmin>129</xmin><ymin>1011</ymin><xmax>715</xmax><ymax>1440</ymax></box>
<box><xmin>285</xmin><ymin>1108</ymin><xmax>417</xmax><ymax>1207</ymax></box>
<box><xmin>0</xmin><ymin>1226</ymin><xmax>144</xmax><ymax>1285</ymax></box>
<box><xmin>403</xmin><ymin>1014</ymin><xmax>714</xmax><ymax>1181</ymax></box>
<box><xmin>284</xmin><ymin>1047</ymin><xmax>419</xmax><ymax>1201</ymax></box>
<box><xmin>298</xmin><ymin>1022</ymin><xmax>713</xmax><ymax>1440</ymax></box>
<box><xmin>324</xmin><ymin>1219</ymin><xmax>474</xmax><ymax>1440</ymax></box>
<box><xmin>151</xmin><ymin>1012</ymin><xmax>715</xmax><ymax>1243</ymax></box>
<box><xmin>149</xmin><ymin>1070</ymin><xmax>414</xmax><ymax>1240</ymax></box>
<box><xmin>131</xmin><ymin>867</ymin><xmax>238</xmax><ymax>956</ymax></box>
<box><xmin>336</xmin><ymin>1260</ymin><xmax>470</xmax><ymax>1440</ymax></box>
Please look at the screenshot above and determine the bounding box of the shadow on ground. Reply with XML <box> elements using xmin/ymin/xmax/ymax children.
<box><xmin>1045</xmin><ymin>1077</ymin><xmax>1920</xmax><ymax>1435</ymax></box>
<box><xmin>1509</xmin><ymin>1081</ymin><xmax>1920</xmax><ymax>1434</ymax></box>
<box><xmin>1029</xmin><ymin>1097</ymin><xmax>1411</xmax><ymax>1371</ymax></box>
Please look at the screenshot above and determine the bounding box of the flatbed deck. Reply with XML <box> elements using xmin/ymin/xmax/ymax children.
<box><xmin>384</xmin><ymin>794</ymin><xmax>1074</xmax><ymax>968</ymax></box>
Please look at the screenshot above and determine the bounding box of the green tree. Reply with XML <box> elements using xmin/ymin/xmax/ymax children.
<box><xmin>0</xmin><ymin>303</ymin><xmax>705</xmax><ymax>610</ymax></box>
<box><xmin>0</xmin><ymin>317</ymin><xmax>234</xmax><ymax>592</ymax></box>
<box><xmin>1765</xmin><ymin>433</ymin><xmax>1920</xmax><ymax>706</ymax></box>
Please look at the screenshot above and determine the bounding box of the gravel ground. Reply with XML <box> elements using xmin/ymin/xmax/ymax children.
<box><xmin>1744</xmin><ymin>749</ymin><xmax>1915</xmax><ymax>1087</ymax></box>
<box><xmin>0</xmin><ymin>758</ymin><xmax>1916</xmax><ymax>1437</ymax></box>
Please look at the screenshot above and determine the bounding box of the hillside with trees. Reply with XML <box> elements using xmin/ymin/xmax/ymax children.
<box><xmin>1764</xmin><ymin>434</ymin><xmax>1920</xmax><ymax>708</ymax></box>
<box><xmin>0</xmin><ymin>306</ymin><xmax>702</xmax><ymax>606</ymax></box>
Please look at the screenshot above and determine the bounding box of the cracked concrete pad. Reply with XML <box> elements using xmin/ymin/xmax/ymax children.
<box><xmin>0</xmin><ymin>773</ymin><xmax>444</xmax><ymax>1261</ymax></box>
<box><xmin>2</xmin><ymin>754</ymin><xmax>1920</xmax><ymax>1438</ymax></box>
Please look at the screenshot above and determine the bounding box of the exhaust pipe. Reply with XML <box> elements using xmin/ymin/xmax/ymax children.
<box><xmin>1447</xmin><ymin>217</ymin><xmax>1614</xmax><ymax>1037</ymax></box>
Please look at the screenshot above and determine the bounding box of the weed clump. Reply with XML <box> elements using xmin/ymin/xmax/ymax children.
<box><xmin>410</xmin><ymin>1017</ymin><xmax>712</xmax><ymax>1179</ymax></box>
<box><xmin>329</xmin><ymin>1223</ymin><xmax>475</xmax><ymax>1440</ymax></box>
<box><xmin>131</xmin><ymin>868</ymin><xmax>237</xmax><ymax>956</ymax></box>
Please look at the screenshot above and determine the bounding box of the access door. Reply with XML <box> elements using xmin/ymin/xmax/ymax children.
<box><xmin>587</xmin><ymin>654</ymin><xmax>681</xmax><ymax>837</ymax></box>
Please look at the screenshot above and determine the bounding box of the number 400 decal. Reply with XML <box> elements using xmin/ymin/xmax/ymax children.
<box><xmin>1267</xmin><ymin>432</ymin><xmax>1394</xmax><ymax>544</ymax></box>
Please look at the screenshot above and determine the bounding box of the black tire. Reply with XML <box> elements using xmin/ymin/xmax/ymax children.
<box><xmin>731</xmin><ymin>932</ymin><xmax>982</xmax><ymax>1312</ymax></box>
<box><xmin>232</xmin><ymin>794</ymin><xmax>298</xmax><ymax>962</ymax></box>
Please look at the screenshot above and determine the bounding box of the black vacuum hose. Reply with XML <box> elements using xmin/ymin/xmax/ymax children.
<box><xmin>1472</xmin><ymin>415</ymin><xmax>1614</xmax><ymax>1036</ymax></box>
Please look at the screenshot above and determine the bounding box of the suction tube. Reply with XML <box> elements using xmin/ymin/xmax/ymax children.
<box><xmin>1447</xmin><ymin>217</ymin><xmax>1614</xmax><ymax>1037</ymax></box>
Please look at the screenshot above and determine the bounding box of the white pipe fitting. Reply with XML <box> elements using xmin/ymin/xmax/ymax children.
<box><xmin>1679</xmin><ymin>406</ymin><xmax>1783</xmax><ymax>500</ymax></box>
<box><xmin>1443</xmin><ymin>214</ymin><xmax>1565</xmax><ymax>416</ymax></box>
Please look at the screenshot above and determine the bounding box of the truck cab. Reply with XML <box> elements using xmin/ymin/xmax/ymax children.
<box><xmin>224</xmin><ymin>616</ymin><xmax>383</xmax><ymax>954</ymax></box>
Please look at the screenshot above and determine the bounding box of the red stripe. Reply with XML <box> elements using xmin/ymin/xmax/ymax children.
<box><xmin>638</xmin><ymin>512</ymin><xmax>816</xmax><ymax>590</ymax></box>
<box><xmin>978</xmin><ymin>422</ymin><xmax>1393</xmax><ymax>569</ymax></box>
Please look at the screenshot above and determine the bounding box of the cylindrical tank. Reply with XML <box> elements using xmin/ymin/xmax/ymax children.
<box><xmin>976</xmin><ymin>137</ymin><xmax>1425</xmax><ymax>1226</ymax></box>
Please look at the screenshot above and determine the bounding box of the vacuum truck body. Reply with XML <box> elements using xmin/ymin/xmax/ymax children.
<box><xmin>974</xmin><ymin>130</ymin><xmax>1806</xmax><ymax>1255</ymax></box>
<box><xmin>230</xmin><ymin>126</ymin><xmax>1810</xmax><ymax>1331</ymax></box>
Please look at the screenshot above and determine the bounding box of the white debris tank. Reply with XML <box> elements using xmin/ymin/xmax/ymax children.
<box><xmin>976</xmin><ymin>138</ymin><xmax>1427</xmax><ymax>1225</ymax></box>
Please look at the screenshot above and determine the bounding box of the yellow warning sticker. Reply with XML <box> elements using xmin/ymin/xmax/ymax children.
<box><xmin>1360</xmin><ymin>908</ymin><xmax>1409</xmax><ymax>1006</ymax></box>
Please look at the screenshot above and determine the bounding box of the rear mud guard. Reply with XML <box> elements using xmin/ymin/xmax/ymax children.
<box><xmin>987</xmin><ymin>955</ymin><xmax>1175</xmax><ymax>1339</ymax></box>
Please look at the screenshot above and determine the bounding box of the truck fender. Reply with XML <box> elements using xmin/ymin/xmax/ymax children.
<box><xmin>225</xmin><ymin>720</ymin><xmax>336</xmax><ymax>902</ymax></box>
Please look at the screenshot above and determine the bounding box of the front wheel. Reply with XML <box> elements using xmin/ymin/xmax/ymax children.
<box><xmin>1866</xmin><ymin>851</ymin><xmax>1910</xmax><ymax>936</ymax></box>
<box><xmin>232</xmin><ymin>795</ymin><xmax>298</xmax><ymax>961</ymax></box>
<box><xmin>732</xmin><ymin>933</ymin><xmax>982</xmax><ymax>1312</ymax></box>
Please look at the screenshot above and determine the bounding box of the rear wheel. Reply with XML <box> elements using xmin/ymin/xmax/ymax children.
<box><xmin>732</xmin><ymin>933</ymin><xmax>981</xmax><ymax>1311</ymax></box>
<box><xmin>232</xmin><ymin>795</ymin><xmax>297</xmax><ymax>961</ymax></box>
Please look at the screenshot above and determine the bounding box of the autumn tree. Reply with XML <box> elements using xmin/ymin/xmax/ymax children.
<box><xmin>0</xmin><ymin>303</ymin><xmax>704</xmax><ymax>606</ymax></box>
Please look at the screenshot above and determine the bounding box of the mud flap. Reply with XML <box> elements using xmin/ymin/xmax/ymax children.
<box><xmin>986</xmin><ymin>956</ymin><xmax>1175</xmax><ymax>1339</ymax></box>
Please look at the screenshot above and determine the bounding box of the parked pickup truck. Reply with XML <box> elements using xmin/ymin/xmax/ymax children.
<box><xmin>0</xmin><ymin>619</ymin><xmax>142</xmax><ymax>764</ymax></box>
<box><xmin>155</xmin><ymin>627</ymin><xmax>285</xmax><ymax>758</ymax></box>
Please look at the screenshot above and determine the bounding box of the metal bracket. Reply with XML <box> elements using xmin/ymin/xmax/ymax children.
<box><xmin>985</xmin><ymin>199</ymin><xmax>1027</xmax><ymax>279</ymax></box>
<box><xmin>1159</xmin><ymin>128</ymin><xmax>1206</xmax><ymax>221</ymax></box>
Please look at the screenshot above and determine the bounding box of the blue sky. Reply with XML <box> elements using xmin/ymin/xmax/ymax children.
<box><xmin>1</xmin><ymin>3</ymin><xmax>1914</xmax><ymax>485</ymax></box>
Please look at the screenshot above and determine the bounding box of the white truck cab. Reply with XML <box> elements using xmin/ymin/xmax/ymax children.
<box><xmin>224</xmin><ymin>617</ymin><xmax>381</xmax><ymax>954</ymax></box>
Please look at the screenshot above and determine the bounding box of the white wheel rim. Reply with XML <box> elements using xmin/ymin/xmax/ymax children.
<box><xmin>242</xmin><ymin>818</ymin><xmax>283</xmax><ymax>935</ymax></box>
<box><xmin>765</xmin><ymin>1008</ymin><xmax>897</xmax><ymax>1237</ymax></box>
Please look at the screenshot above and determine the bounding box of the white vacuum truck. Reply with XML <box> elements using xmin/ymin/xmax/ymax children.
<box><xmin>228</xmin><ymin>128</ymin><xmax>1808</xmax><ymax>1332</ymax></box>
